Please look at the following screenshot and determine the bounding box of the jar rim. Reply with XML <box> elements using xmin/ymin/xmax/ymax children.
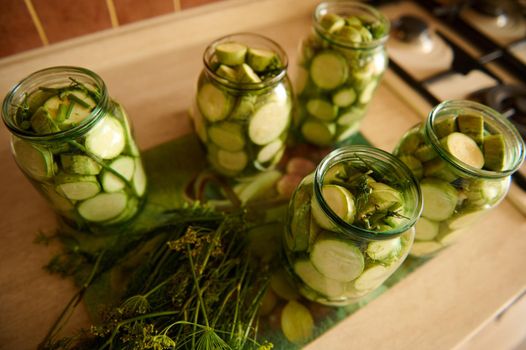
<box><xmin>313</xmin><ymin>145</ymin><xmax>423</xmax><ymax>241</ymax></box>
<box><xmin>2</xmin><ymin>66</ymin><xmax>109</xmax><ymax>143</ymax></box>
<box><xmin>425</xmin><ymin>99</ymin><xmax>525</xmax><ymax>179</ymax></box>
<box><xmin>313</xmin><ymin>1</ymin><xmax>390</xmax><ymax>50</ymax></box>
<box><xmin>202</xmin><ymin>32</ymin><xmax>288</xmax><ymax>91</ymax></box>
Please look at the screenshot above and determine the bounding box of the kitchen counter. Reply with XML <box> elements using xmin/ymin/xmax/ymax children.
<box><xmin>0</xmin><ymin>0</ymin><xmax>525</xmax><ymax>349</ymax></box>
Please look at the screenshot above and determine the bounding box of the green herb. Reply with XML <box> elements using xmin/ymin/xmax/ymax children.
<box><xmin>39</xmin><ymin>204</ymin><xmax>272</xmax><ymax>350</ymax></box>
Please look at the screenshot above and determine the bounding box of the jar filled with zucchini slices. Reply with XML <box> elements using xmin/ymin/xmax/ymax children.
<box><xmin>294</xmin><ymin>1</ymin><xmax>389</xmax><ymax>146</ymax></box>
<box><xmin>394</xmin><ymin>100</ymin><xmax>525</xmax><ymax>258</ymax></box>
<box><xmin>284</xmin><ymin>146</ymin><xmax>422</xmax><ymax>306</ymax></box>
<box><xmin>2</xmin><ymin>66</ymin><xmax>147</xmax><ymax>228</ymax></box>
<box><xmin>192</xmin><ymin>33</ymin><xmax>293</xmax><ymax>178</ymax></box>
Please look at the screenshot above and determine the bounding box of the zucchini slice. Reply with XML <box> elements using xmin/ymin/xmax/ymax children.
<box><xmin>353</xmin><ymin>265</ymin><xmax>392</xmax><ymax>291</ymax></box>
<box><xmin>415</xmin><ymin>217</ymin><xmax>439</xmax><ymax>241</ymax></box>
<box><xmin>55</xmin><ymin>174</ymin><xmax>100</xmax><ymax>201</ymax></box>
<box><xmin>310</xmin><ymin>50</ymin><xmax>348</xmax><ymax>90</ymax></box>
<box><xmin>306</xmin><ymin>99</ymin><xmax>338</xmax><ymax>121</ymax></box>
<box><xmin>310</xmin><ymin>237</ymin><xmax>364</xmax><ymax>282</ymax></box>
<box><xmin>101</xmin><ymin>156</ymin><xmax>135</xmax><ymax>192</ymax></box>
<box><xmin>197</xmin><ymin>83</ymin><xmax>233</xmax><ymax>122</ymax></box>
<box><xmin>257</xmin><ymin>139</ymin><xmax>283</xmax><ymax>164</ymax></box>
<box><xmin>85</xmin><ymin>115</ymin><xmax>126</xmax><ymax>159</ymax></box>
<box><xmin>248</xmin><ymin>101</ymin><xmax>289</xmax><ymax>145</ymax></box>
<box><xmin>442</xmin><ymin>132</ymin><xmax>484</xmax><ymax>169</ymax></box>
<box><xmin>301</xmin><ymin>120</ymin><xmax>336</xmax><ymax>146</ymax></box>
<box><xmin>420</xmin><ymin>179</ymin><xmax>458</xmax><ymax>221</ymax></box>
<box><xmin>208</xmin><ymin>122</ymin><xmax>245</xmax><ymax>152</ymax></box>
<box><xmin>133</xmin><ymin>158</ymin><xmax>147</xmax><ymax>196</ymax></box>
<box><xmin>12</xmin><ymin>137</ymin><xmax>54</xmax><ymax>179</ymax></box>
<box><xmin>60</xmin><ymin>154</ymin><xmax>101</xmax><ymax>175</ymax></box>
<box><xmin>294</xmin><ymin>259</ymin><xmax>345</xmax><ymax>298</ymax></box>
<box><xmin>215</xmin><ymin>42</ymin><xmax>247</xmax><ymax>65</ymax></box>
<box><xmin>77</xmin><ymin>192</ymin><xmax>128</xmax><ymax>222</ymax></box>
<box><xmin>366</xmin><ymin>237</ymin><xmax>402</xmax><ymax>261</ymax></box>
<box><xmin>311</xmin><ymin>184</ymin><xmax>355</xmax><ymax>230</ymax></box>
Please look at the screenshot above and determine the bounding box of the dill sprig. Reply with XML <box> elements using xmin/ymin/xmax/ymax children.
<box><xmin>40</xmin><ymin>204</ymin><xmax>271</xmax><ymax>350</ymax></box>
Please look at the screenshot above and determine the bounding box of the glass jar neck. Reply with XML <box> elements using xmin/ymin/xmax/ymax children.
<box><xmin>313</xmin><ymin>146</ymin><xmax>422</xmax><ymax>241</ymax></box>
<box><xmin>203</xmin><ymin>32</ymin><xmax>288</xmax><ymax>91</ymax></box>
<box><xmin>424</xmin><ymin>100</ymin><xmax>525</xmax><ymax>180</ymax></box>
<box><xmin>313</xmin><ymin>1</ymin><xmax>390</xmax><ymax>50</ymax></box>
<box><xmin>2</xmin><ymin>66</ymin><xmax>109</xmax><ymax>143</ymax></box>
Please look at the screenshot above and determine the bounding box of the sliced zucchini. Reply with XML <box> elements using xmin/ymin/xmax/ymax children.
<box><xmin>301</xmin><ymin>120</ymin><xmax>336</xmax><ymax>146</ymax></box>
<box><xmin>311</xmin><ymin>184</ymin><xmax>355</xmax><ymax>229</ymax></box>
<box><xmin>294</xmin><ymin>259</ymin><xmax>344</xmax><ymax>298</ymax></box>
<box><xmin>248</xmin><ymin>101</ymin><xmax>289</xmax><ymax>145</ymax></box>
<box><xmin>77</xmin><ymin>192</ymin><xmax>128</xmax><ymax>222</ymax></box>
<box><xmin>60</xmin><ymin>154</ymin><xmax>101</xmax><ymax>175</ymax></box>
<box><xmin>410</xmin><ymin>241</ymin><xmax>443</xmax><ymax>257</ymax></box>
<box><xmin>319</xmin><ymin>13</ymin><xmax>346</xmax><ymax>33</ymax></box>
<box><xmin>208</xmin><ymin>122</ymin><xmax>245</xmax><ymax>152</ymax></box>
<box><xmin>369</xmin><ymin>182</ymin><xmax>402</xmax><ymax>211</ymax></box>
<box><xmin>85</xmin><ymin>115</ymin><xmax>125</xmax><ymax>159</ymax></box>
<box><xmin>101</xmin><ymin>156</ymin><xmax>135</xmax><ymax>192</ymax></box>
<box><xmin>104</xmin><ymin>196</ymin><xmax>139</xmax><ymax>225</ymax></box>
<box><xmin>41</xmin><ymin>183</ymin><xmax>75</xmax><ymax>213</ymax></box>
<box><xmin>30</xmin><ymin>107</ymin><xmax>60</xmax><ymax>134</ymax></box>
<box><xmin>310</xmin><ymin>50</ymin><xmax>348</xmax><ymax>90</ymax></box>
<box><xmin>353</xmin><ymin>265</ymin><xmax>392</xmax><ymax>291</ymax></box>
<box><xmin>246</xmin><ymin>48</ymin><xmax>276</xmax><ymax>72</ymax></box>
<box><xmin>337</xmin><ymin>107</ymin><xmax>362</xmax><ymax>126</ymax></box>
<box><xmin>415</xmin><ymin>144</ymin><xmax>437</xmax><ymax>162</ymax></box>
<box><xmin>358</xmin><ymin>80</ymin><xmax>377</xmax><ymax>104</ymax></box>
<box><xmin>257</xmin><ymin>139</ymin><xmax>283</xmax><ymax>164</ymax></box>
<box><xmin>215</xmin><ymin>64</ymin><xmax>238</xmax><ymax>82</ymax></box>
<box><xmin>441</xmin><ymin>132</ymin><xmax>484</xmax><ymax>169</ymax></box>
<box><xmin>230</xmin><ymin>95</ymin><xmax>256</xmax><ymax>120</ymax></box>
<box><xmin>12</xmin><ymin>137</ymin><xmax>54</xmax><ymax>179</ymax></box>
<box><xmin>483</xmin><ymin>134</ymin><xmax>506</xmax><ymax>171</ymax></box>
<box><xmin>294</xmin><ymin>66</ymin><xmax>308</xmax><ymax>95</ymax></box>
<box><xmin>310</xmin><ymin>237</ymin><xmax>364</xmax><ymax>282</ymax></box>
<box><xmin>397</xmin><ymin>131</ymin><xmax>424</xmax><ymax>155</ymax></box>
<box><xmin>420</xmin><ymin>179</ymin><xmax>458</xmax><ymax>221</ymax></box>
<box><xmin>398</xmin><ymin>155</ymin><xmax>423</xmax><ymax>179</ymax></box>
<box><xmin>281</xmin><ymin>301</ymin><xmax>314</xmax><ymax>345</ymax></box>
<box><xmin>423</xmin><ymin>158</ymin><xmax>457</xmax><ymax>183</ymax></box>
<box><xmin>306</xmin><ymin>99</ymin><xmax>338</xmax><ymax>121</ymax></box>
<box><xmin>415</xmin><ymin>217</ymin><xmax>439</xmax><ymax>241</ymax></box>
<box><xmin>270</xmin><ymin>269</ymin><xmax>300</xmax><ymax>301</ymax></box>
<box><xmin>216</xmin><ymin>149</ymin><xmax>248</xmax><ymax>172</ymax></box>
<box><xmin>332</xmin><ymin>87</ymin><xmax>356</xmax><ymax>107</ymax></box>
<box><xmin>234</xmin><ymin>170</ymin><xmax>281</xmax><ymax>204</ymax></box>
<box><xmin>237</xmin><ymin>63</ymin><xmax>261</xmax><ymax>83</ymax></box>
<box><xmin>434</xmin><ymin>116</ymin><xmax>457</xmax><ymax>139</ymax></box>
<box><xmin>457</xmin><ymin>114</ymin><xmax>484</xmax><ymax>143</ymax></box>
<box><xmin>214</xmin><ymin>42</ymin><xmax>247</xmax><ymax>65</ymax></box>
<box><xmin>189</xmin><ymin>106</ymin><xmax>208</xmax><ymax>143</ymax></box>
<box><xmin>55</xmin><ymin>174</ymin><xmax>100</xmax><ymax>200</ymax></box>
<box><xmin>197</xmin><ymin>83</ymin><xmax>233</xmax><ymax>122</ymax></box>
<box><xmin>133</xmin><ymin>158</ymin><xmax>147</xmax><ymax>196</ymax></box>
<box><xmin>366</xmin><ymin>237</ymin><xmax>402</xmax><ymax>261</ymax></box>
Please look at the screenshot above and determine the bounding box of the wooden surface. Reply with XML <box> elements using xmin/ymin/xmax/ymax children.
<box><xmin>0</xmin><ymin>1</ymin><xmax>525</xmax><ymax>349</ymax></box>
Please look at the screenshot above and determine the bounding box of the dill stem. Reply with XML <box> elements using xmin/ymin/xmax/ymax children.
<box><xmin>187</xmin><ymin>245</ymin><xmax>210</xmax><ymax>328</ymax></box>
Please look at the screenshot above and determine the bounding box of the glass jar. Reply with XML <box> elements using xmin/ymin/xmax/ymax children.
<box><xmin>2</xmin><ymin>66</ymin><xmax>147</xmax><ymax>229</ymax></box>
<box><xmin>191</xmin><ymin>33</ymin><xmax>293</xmax><ymax>179</ymax></box>
<box><xmin>393</xmin><ymin>100</ymin><xmax>525</xmax><ymax>258</ymax></box>
<box><xmin>294</xmin><ymin>1</ymin><xmax>389</xmax><ymax>146</ymax></box>
<box><xmin>284</xmin><ymin>146</ymin><xmax>422</xmax><ymax>306</ymax></box>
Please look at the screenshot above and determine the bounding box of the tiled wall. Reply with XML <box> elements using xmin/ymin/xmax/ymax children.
<box><xmin>0</xmin><ymin>0</ymin><xmax>224</xmax><ymax>59</ymax></box>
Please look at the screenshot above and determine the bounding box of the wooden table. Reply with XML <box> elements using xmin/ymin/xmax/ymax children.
<box><xmin>0</xmin><ymin>1</ymin><xmax>525</xmax><ymax>349</ymax></box>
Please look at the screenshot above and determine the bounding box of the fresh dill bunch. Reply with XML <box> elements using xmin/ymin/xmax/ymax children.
<box><xmin>40</xmin><ymin>204</ymin><xmax>272</xmax><ymax>350</ymax></box>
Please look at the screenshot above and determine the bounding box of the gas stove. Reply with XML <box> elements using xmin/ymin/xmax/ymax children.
<box><xmin>376</xmin><ymin>0</ymin><xmax>526</xmax><ymax>213</ymax></box>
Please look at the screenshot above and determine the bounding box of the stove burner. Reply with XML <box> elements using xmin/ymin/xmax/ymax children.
<box><xmin>470</xmin><ymin>84</ymin><xmax>526</xmax><ymax>139</ymax></box>
<box><xmin>392</xmin><ymin>15</ymin><xmax>436</xmax><ymax>54</ymax></box>
<box><xmin>471</xmin><ymin>0</ymin><xmax>506</xmax><ymax>17</ymax></box>
<box><xmin>393</xmin><ymin>15</ymin><xmax>431</xmax><ymax>44</ymax></box>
